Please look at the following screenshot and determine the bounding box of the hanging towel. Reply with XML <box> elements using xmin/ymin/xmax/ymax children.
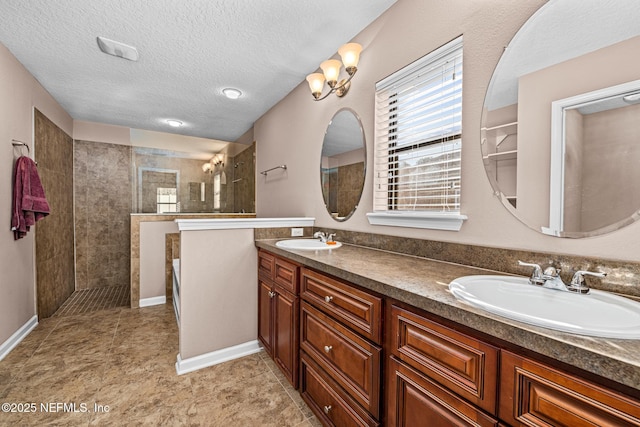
<box><xmin>11</xmin><ymin>156</ymin><xmax>50</xmax><ymax>240</ymax></box>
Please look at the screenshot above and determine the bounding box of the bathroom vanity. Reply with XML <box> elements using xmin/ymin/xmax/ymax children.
<box><xmin>256</xmin><ymin>242</ymin><xmax>640</xmax><ymax>427</ymax></box>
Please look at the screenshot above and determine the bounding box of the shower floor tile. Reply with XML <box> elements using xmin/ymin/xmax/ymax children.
<box><xmin>53</xmin><ymin>286</ymin><xmax>130</xmax><ymax>317</ymax></box>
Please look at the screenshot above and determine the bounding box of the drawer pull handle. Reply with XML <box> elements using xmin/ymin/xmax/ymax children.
<box><xmin>323</xmin><ymin>405</ymin><xmax>332</xmax><ymax>414</ymax></box>
<box><xmin>324</xmin><ymin>345</ymin><xmax>333</xmax><ymax>353</ymax></box>
<box><xmin>324</xmin><ymin>295</ymin><xmax>333</xmax><ymax>303</ymax></box>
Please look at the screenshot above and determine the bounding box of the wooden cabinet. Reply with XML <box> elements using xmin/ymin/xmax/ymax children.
<box><xmin>301</xmin><ymin>267</ymin><xmax>382</xmax><ymax>344</ymax></box>
<box><xmin>386</xmin><ymin>303</ymin><xmax>499</xmax><ymax>426</ymax></box>
<box><xmin>300</xmin><ymin>267</ymin><xmax>383</xmax><ymax>425</ymax></box>
<box><xmin>258</xmin><ymin>249</ymin><xmax>640</xmax><ymax>427</ymax></box>
<box><xmin>257</xmin><ymin>250</ymin><xmax>300</xmax><ymax>388</ymax></box>
<box><xmin>301</xmin><ymin>353</ymin><xmax>379</xmax><ymax>427</ymax></box>
<box><xmin>500</xmin><ymin>351</ymin><xmax>640</xmax><ymax>427</ymax></box>
<box><xmin>389</xmin><ymin>305</ymin><xmax>499</xmax><ymax>415</ymax></box>
<box><xmin>387</xmin><ymin>356</ymin><xmax>499</xmax><ymax>427</ymax></box>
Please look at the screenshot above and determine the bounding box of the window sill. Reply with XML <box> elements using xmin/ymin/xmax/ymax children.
<box><xmin>366</xmin><ymin>212</ymin><xmax>467</xmax><ymax>231</ymax></box>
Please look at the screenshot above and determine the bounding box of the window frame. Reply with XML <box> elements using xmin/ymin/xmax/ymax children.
<box><xmin>368</xmin><ymin>36</ymin><xmax>467</xmax><ymax>231</ymax></box>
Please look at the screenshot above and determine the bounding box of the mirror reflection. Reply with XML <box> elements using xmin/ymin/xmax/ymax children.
<box><xmin>481</xmin><ymin>0</ymin><xmax>640</xmax><ymax>237</ymax></box>
<box><xmin>321</xmin><ymin>109</ymin><xmax>366</xmax><ymax>221</ymax></box>
<box><xmin>131</xmin><ymin>130</ymin><xmax>255</xmax><ymax>214</ymax></box>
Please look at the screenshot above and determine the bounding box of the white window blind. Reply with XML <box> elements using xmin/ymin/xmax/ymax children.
<box><xmin>374</xmin><ymin>36</ymin><xmax>463</xmax><ymax>213</ymax></box>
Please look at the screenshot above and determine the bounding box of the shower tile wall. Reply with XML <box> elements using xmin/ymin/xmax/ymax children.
<box><xmin>337</xmin><ymin>162</ymin><xmax>364</xmax><ymax>217</ymax></box>
<box><xmin>226</xmin><ymin>142</ymin><xmax>255</xmax><ymax>213</ymax></box>
<box><xmin>74</xmin><ymin>140</ymin><xmax>132</xmax><ymax>290</ymax></box>
<box><xmin>34</xmin><ymin>109</ymin><xmax>75</xmax><ymax>318</ymax></box>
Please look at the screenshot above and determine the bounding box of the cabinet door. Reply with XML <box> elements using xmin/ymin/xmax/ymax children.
<box><xmin>500</xmin><ymin>351</ymin><xmax>640</xmax><ymax>426</ymax></box>
<box><xmin>387</xmin><ymin>356</ymin><xmax>499</xmax><ymax>427</ymax></box>
<box><xmin>258</xmin><ymin>280</ymin><xmax>273</xmax><ymax>356</ymax></box>
<box><xmin>274</xmin><ymin>286</ymin><xmax>299</xmax><ymax>389</ymax></box>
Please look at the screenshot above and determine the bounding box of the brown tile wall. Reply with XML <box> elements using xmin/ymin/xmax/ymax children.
<box><xmin>34</xmin><ymin>109</ymin><xmax>75</xmax><ymax>318</ymax></box>
<box><xmin>223</xmin><ymin>143</ymin><xmax>255</xmax><ymax>213</ymax></box>
<box><xmin>74</xmin><ymin>140</ymin><xmax>132</xmax><ymax>290</ymax></box>
<box><xmin>337</xmin><ymin>162</ymin><xmax>364</xmax><ymax>217</ymax></box>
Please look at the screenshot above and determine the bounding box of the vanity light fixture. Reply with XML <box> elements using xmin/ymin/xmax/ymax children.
<box><xmin>222</xmin><ymin>88</ymin><xmax>242</xmax><ymax>99</ymax></box>
<box><xmin>306</xmin><ymin>43</ymin><xmax>362</xmax><ymax>101</ymax></box>
<box><xmin>166</xmin><ymin>119</ymin><xmax>183</xmax><ymax>127</ymax></box>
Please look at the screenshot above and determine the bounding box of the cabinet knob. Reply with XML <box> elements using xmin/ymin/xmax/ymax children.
<box><xmin>324</xmin><ymin>345</ymin><xmax>332</xmax><ymax>353</ymax></box>
<box><xmin>324</xmin><ymin>295</ymin><xmax>333</xmax><ymax>303</ymax></box>
<box><xmin>268</xmin><ymin>291</ymin><xmax>276</xmax><ymax>298</ymax></box>
<box><xmin>323</xmin><ymin>405</ymin><xmax>332</xmax><ymax>414</ymax></box>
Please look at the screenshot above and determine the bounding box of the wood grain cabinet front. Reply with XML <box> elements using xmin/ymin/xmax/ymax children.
<box><xmin>500</xmin><ymin>351</ymin><xmax>640</xmax><ymax>427</ymax></box>
<box><xmin>387</xmin><ymin>356</ymin><xmax>499</xmax><ymax>427</ymax></box>
<box><xmin>389</xmin><ymin>305</ymin><xmax>499</xmax><ymax>415</ymax></box>
<box><xmin>300</xmin><ymin>353</ymin><xmax>380</xmax><ymax>427</ymax></box>
<box><xmin>301</xmin><ymin>268</ymin><xmax>382</xmax><ymax>344</ymax></box>
<box><xmin>257</xmin><ymin>250</ymin><xmax>300</xmax><ymax>389</ymax></box>
<box><xmin>301</xmin><ymin>301</ymin><xmax>381</xmax><ymax>418</ymax></box>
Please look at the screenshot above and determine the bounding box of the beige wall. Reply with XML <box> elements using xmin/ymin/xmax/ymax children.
<box><xmin>140</xmin><ymin>221</ymin><xmax>179</xmax><ymax>299</ymax></box>
<box><xmin>254</xmin><ymin>0</ymin><xmax>640</xmax><ymax>262</ymax></box>
<box><xmin>0</xmin><ymin>43</ymin><xmax>73</xmax><ymax>344</ymax></box>
<box><xmin>179</xmin><ymin>228</ymin><xmax>257</xmax><ymax>359</ymax></box>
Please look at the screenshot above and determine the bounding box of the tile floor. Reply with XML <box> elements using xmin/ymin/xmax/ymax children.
<box><xmin>53</xmin><ymin>286</ymin><xmax>130</xmax><ymax>317</ymax></box>
<box><xmin>0</xmin><ymin>304</ymin><xmax>320</xmax><ymax>426</ymax></box>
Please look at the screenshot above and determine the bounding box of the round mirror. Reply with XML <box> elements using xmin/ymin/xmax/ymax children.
<box><xmin>481</xmin><ymin>0</ymin><xmax>640</xmax><ymax>238</ymax></box>
<box><xmin>321</xmin><ymin>108</ymin><xmax>366</xmax><ymax>221</ymax></box>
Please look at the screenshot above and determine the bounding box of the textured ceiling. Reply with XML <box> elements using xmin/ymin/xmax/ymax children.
<box><xmin>0</xmin><ymin>0</ymin><xmax>396</xmax><ymax>142</ymax></box>
<box><xmin>487</xmin><ymin>0</ymin><xmax>640</xmax><ymax>111</ymax></box>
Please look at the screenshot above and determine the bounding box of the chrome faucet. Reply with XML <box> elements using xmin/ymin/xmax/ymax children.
<box><xmin>517</xmin><ymin>261</ymin><xmax>545</xmax><ymax>286</ymax></box>
<box><xmin>313</xmin><ymin>231</ymin><xmax>327</xmax><ymax>243</ymax></box>
<box><xmin>518</xmin><ymin>260</ymin><xmax>606</xmax><ymax>294</ymax></box>
<box><xmin>568</xmin><ymin>270</ymin><xmax>607</xmax><ymax>294</ymax></box>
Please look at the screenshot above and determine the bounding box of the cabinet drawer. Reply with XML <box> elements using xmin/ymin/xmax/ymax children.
<box><xmin>389</xmin><ymin>305</ymin><xmax>499</xmax><ymax>415</ymax></box>
<box><xmin>274</xmin><ymin>256</ymin><xmax>299</xmax><ymax>294</ymax></box>
<box><xmin>387</xmin><ymin>356</ymin><xmax>499</xmax><ymax>427</ymax></box>
<box><xmin>258</xmin><ymin>250</ymin><xmax>275</xmax><ymax>280</ymax></box>
<box><xmin>301</xmin><ymin>301</ymin><xmax>381</xmax><ymax>418</ymax></box>
<box><xmin>500</xmin><ymin>351</ymin><xmax>640</xmax><ymax>427</ymax></box>
<box><xmin>300</xmin><ymin>353</ymin><xmax>379</xmax><ymax>427</ymax></box>
<box><xmin>301</xmin><ymin>268</ymin><xmax>382</xmax><ymax>344</ymax></box>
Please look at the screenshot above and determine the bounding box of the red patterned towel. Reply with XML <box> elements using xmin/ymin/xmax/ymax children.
<box><xmin>11</xmin><ymin>156</ymin><xmax>50</xmax><ymax>240</ymax></box>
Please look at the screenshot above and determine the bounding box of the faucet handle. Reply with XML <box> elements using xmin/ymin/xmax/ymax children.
<box><xmin>327</xmin><ymin>233</ymin><xmax>337</xmax><ymax>242</ymax></box>
<box><xmin>569</xmin><ymin>270</ymin><xmax>606</xmax><ymax>294</ymax></box>
<box><xmin>518</xmin><ymin>260</ymin><xmax>545</xmax><ymax>285</ymax></box>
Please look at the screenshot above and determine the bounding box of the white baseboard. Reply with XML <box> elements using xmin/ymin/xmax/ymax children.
<box><xmin>175</xmin><ymin>340</ymin><xmax>262</xmax><ymax>375</ymax></box>
<box><xmin>139</xmin><ymin>296</ymin><xmax>167</xmax><ymax>307</ymax></box>
<box><xmin>0</xmin><ymin>315</ymin><xmax>38</xmax><ymax>362</ymax></box>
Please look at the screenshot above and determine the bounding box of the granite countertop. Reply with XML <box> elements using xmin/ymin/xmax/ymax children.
<box><xmin>255</xmin><ymin>239</ymin><xmax>640</xmax><ymax>393</ymax></box>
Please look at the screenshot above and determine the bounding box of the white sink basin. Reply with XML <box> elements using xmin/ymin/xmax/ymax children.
<box><xmin>275</xmin><ymin>239</ymin><xmax>342</xmax><ymax>251</ymax></box>
<box><xmin>449</xmin><ymin>275</ymin><xmax>640</xmax><ymax>339</ymax></box>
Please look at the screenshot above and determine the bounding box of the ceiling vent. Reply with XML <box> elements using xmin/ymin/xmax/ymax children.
<box><xmin>97</xmin><ymin>36</ymin><xmax>139</xmax><ymax>61</ymax></box>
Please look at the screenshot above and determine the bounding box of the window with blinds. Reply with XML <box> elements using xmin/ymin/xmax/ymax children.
<box><xmin>374</xmin><ymin>36</ymin><xmax>462</xmax><ymax>213</ymax></box>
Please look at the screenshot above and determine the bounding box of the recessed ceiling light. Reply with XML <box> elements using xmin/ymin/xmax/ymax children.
<box><xmin>222</xmin><ymin>88</ymin><xmax>242</xmax><ymax>99</ymax></box>
<box><xmin>166</xmin><ymin>120</ymin><xmax>183</xmax><ymax>127</ymax></box>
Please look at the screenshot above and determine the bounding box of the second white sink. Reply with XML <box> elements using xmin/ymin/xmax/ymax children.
<box><xmin>449</xmin><ymin>275</ymin><xmax>640</xmax><ymax>339</ymax></box>
<box><xmin>275</xmin><ymin>239</ymin><xmax>342</xmax><ymax>251</ymax></box>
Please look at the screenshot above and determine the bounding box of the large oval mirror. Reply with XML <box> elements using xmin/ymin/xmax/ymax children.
<box><xmin>321</xmin><ymin>108</ymin><xmax>366</xmax><ymax>221</ymax></box>
<box><xmin>481</xmin><ymin>0</ymin><xmax>640</xmax><ymax>238</ymax></box>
